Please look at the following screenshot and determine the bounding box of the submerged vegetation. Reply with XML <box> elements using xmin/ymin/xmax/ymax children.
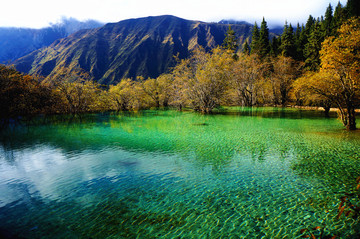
<box><xmin>0</xmin><ymin>0</ymin><xmax>359</xmax><ymax>130</ymax></box>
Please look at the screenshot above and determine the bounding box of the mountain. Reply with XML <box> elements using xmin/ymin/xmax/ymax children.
<box><xmin>0</xmin><ymin>18</ymin><xmax>103</xmax><ymax>63</ymax></box>
<box><xmin>15</xmin><ymin>15</ymin><xmax>255</xmax><ymax>85</ymax></box>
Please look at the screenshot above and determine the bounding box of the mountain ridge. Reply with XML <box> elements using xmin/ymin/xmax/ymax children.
<box><xmin>0</xmin><ymin>18</ymin><xmax>103</xmax><ymax>64</ymax></box>
<box><xmin>14</xmin><ymin>15</ymin><xmax>258</xmax><ymax>84</ymax></box>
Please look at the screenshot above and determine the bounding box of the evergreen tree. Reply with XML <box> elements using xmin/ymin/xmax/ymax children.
<box><xmin>322</xmin><ymin>4</ymin><xmax>334</xmax><ymax>37</ymax></box>
<box><xmin>258</xmin><ymin>18</ymin><xmax>270</xmax><ymax>59</ymax></box>
<box><xmin>294</xmin><ymin>23</ymin><xmax>305</xmax><ymax>61</ymax></box>
<box><xmin>304</xmin><ymin>15</ymin><xmax>315</xmax><ymax>36</ymax></box>
<box><xmin>332</xmin><ymin>2</ymin><xmax>347</xmax><ymax>34</ymax></box>
<box><xmin>304</xmin><ymin>20</ymin><xmax>323</xmax><ymax>71</ymax></box>
<box><xmin>250</xmin><ymin>22</ymin><xmax>260</xmax><ymax>55</ymax></box>
<box><xmin>280</xmin><ymin>22</ymin><xmax>296</xmax><ymax>59</ymax></box>
<box><xmin>346</xmin><ymin>0</ymin><xmax>360</xmax><ymax>17</ymax></box>
<box><xmin>222</xmin><ymin>25</ymin><xmax>238</xmax><ymax>52</ymax></box>
<box><xmin>270</xmin><ymin>36</ymin><xmax>280</xmax><ymax>57</ymax></box>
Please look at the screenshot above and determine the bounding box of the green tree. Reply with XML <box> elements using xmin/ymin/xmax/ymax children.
<box><xmin>222</xmin><ymin>25</ymin><xmax>238</xmax><ymax>53</ymax></box>
<box><xmin>322</xmin><ymin>4</ymin><xmax>334</xmax><ymax>37</ymax></box>
<box><xmin>346</xmin><ymin>0</ymin><xmax>360</xmax><ymax>18</ymax></box>
<box><xmin>304</xmin><ymin>21</ymin><xmax>323</xmax><ymax>71</ymax></box>
<box><xmin>332</xmin><ymin>2</ymin><xmax>347</xmax><ymax>34</ymax></box>
<box><xmin>280</xmin><ymin>22</ymin><xmax>296</xmax><ymax>58</ymax></box>
<box><xmin>270</xmin><ymin>36</ymin><xmax>280</xmax><ymax>57</ymax></box>
<box><xmin>258</xmin><ymin>18</ymin><xmax>270</xmax><ymax>59</ymax></box>
<box><xmin>250</xmin><ymin>22</ymin><xmax>260</xmax><ymax>55</ymax></box>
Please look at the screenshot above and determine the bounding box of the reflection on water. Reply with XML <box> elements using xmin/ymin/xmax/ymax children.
<box><xmin>0</xmin><ymin>108</ymin><xmax>359</xmax><ymax>238</ymax></box>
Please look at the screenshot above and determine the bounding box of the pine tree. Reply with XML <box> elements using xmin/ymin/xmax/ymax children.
<box><xmin>322</xmin><ymin>4</ymin><xmax>334</xmax><ymax>37</ymax></box>
<box><xmin>304</xmin><ymin>15</ymin><xmax>315</xmax><ymax>36</ymax></box>
<box><xmin>250</xmin><ymin>22</ymin><xmax>260</xmax><ymax>55</ymax></box>
<box><xmin>294</xmin><ymin>23</ymin><xmax>304</xmax><ymax>60</ymax></box>
<box><xmin>222</xmin><ymin>25</ymin><xmax>238</xmax><ymax>52</ymax></box>
<box><xmin>332</xmin><ymin>2</ymin><xmax>347</xmax><ymax>35</ymax></box>
<box><xmin>280</xmin><ymin>22</ymin><xmax>296</xmax><ymax>59</ymax></box>
<box><xmin>270</xmin><ymin>36</ymin><xmax>280</xmax><ymax>57</ymax></box>
<box><xmin>258</xmin><ymin>18</ymin><xmax>270</xmax><ymax>59</ymax></box>
<box><xmin>346</xmin><ymin>0</ymin><xmax>360</xmax><ymax>17</ymax></box>
<box><xmin>304</xmin><ymin>20</ymin><xmax>323</xmax><ymax>71</ymax></box>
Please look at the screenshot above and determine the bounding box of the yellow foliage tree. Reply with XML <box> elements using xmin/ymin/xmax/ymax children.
<box><xmin>299</xmin><ymin>18</ymin><xmax>360</xmax><ymax>130</ymax></box>
<box><xmin>171</xmin><ymin>47</ymin><xmax>233</xmax><ymax>113</ymax></box>
<box><xmin>108</xmin><ymin>79</ymin><xmax>136</xmax><ymax>111</ymax></box>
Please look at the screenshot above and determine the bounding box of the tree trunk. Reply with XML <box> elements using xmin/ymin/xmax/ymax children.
<box><xmin>346</xmin><ymin>106</ymin><xmax>357</xmax><ymax>130</ymax></box>
<box><xmin>324</xmin><ymin>106</ymin><xmax>330</xmax><ymax>118</ymax></box>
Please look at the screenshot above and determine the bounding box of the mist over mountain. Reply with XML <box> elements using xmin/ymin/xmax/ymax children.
<box><xmin>0</xmin><ymin>18</ymin><xmax>103</xmax><ymax>63</ymax></box>
<box><xmin>14</xmin><ymin>15</ymin><xmax>260</xmax><ymax>85</ymax></box>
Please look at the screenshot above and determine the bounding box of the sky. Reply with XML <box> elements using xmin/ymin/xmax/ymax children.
<box><xmin>0</xmin><ymin>0</ymin><xmax>347</xmax><ymax>28</ymax></box>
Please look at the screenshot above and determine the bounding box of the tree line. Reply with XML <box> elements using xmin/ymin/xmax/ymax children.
<box><xmin>0</xmin><ymin>0</ymin><xmax>359</xmax><ymax>129</ymax></box>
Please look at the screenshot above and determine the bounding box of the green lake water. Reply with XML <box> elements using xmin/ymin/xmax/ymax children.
<box><xmin>0</xmin><ymin>108</ymin><xmax>359</xmax><ymax>238</ymax></box>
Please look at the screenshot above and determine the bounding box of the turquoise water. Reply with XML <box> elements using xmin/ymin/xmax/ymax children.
<box><xmin>0</xmin><ymin>108</ymin><xmax>359</xmax><ymax>238</ymax></box>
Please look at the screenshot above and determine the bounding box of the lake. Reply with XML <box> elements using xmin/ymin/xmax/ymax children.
<box><xmin>0</xmin><ymin>108</ymin><xmax>359</xmax><ymax>238</ymax></box>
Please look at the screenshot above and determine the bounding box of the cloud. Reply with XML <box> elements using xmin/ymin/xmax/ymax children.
<box><xmin>0</xmin><ymin>0</ymin><xmax>347</xmax><ymax>28</ymax></box>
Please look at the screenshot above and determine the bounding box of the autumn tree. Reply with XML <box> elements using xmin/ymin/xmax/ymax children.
<box><xmin>230</xmin><ymin>54</ymin><xmax>264</xmax><ymax>106</ymax></box>
<box><xmin>0</xmin><ymin>65</ymin><xmax>53</xmax><ymax>121</ymax></box>
<box><xmin>298</xmin><ymin>18</ymin><xmax>360</xmax><ymax>130</ymax></box>
<box><xmin>140</xmin><ymin>74</ymin><xmax>173</xmax><ymax>108</ymax></box>
<box><xmin>269</xmin><ymin>56</ymin><xmax>303</xmax><ymax>106</ymax></box>
<box><xmin>171</xmin><ymin>47</ymin><xmax>232</xmax><ymax>113</ymax></box>
<box><xmin>108</xmin><ymin>79</ymin><xmax>136</xmax><ymax>111</ymax></box>
<box><xmin>51</xmin><ymin>70</ymin><xmax>102</xmax><ymax>114</ymax></box>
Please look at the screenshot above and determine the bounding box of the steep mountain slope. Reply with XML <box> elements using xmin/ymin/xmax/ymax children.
<box><xmin>15</xmin><ymin>15</ymin><xmax>254</xmax><ymax>85</ymax></box>
<box><xmin>0</xmin><ymin>18</ymin><xmax>103</xmax><ymax>63</ymax></box>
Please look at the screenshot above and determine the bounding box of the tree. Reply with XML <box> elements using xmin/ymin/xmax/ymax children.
<box><xmin>52</xmin><ymin>71</ymin><xmax>101</xmax><ymax>114</ymax></box>
<box><xmin>322</xmin><ymin>4</ymin><xmax>334</xmax><ymax>38</ymax></box>
<box><xmin>332</xmin><ymin>2</ymin><xmax>347</xmax><ymax>34</ymax></box>
<box><xmin>250</xmin><ymin>22</ymin><xmax>260</xmax><ymax>55</ymax></box>
<box><xmin>270</xmin><ymin>36</ymin><xmax>280</xmax><ymax>57</ymax></box>
<box><xmin>140</xmin><ymin>74</ymin><xmax>173</xmax><ymax>108</ymax></box>
<box><xmin>171</xmin><ymin>47</ymin><xmax>232</xmax><ymax>113</ymax></box>
<box><xmin>299</xmin><ymin>18</ymin><xmax>360</xmax><ymax>130</ymax></box>
<box><xmin>280</xmin><ymin>22</ymin><xmax>296</xmax><ymax>59</ymax></box>
<box><xmin>346</xmin><ymin>0</ymin><xmax>360</xmax><ymax>18</ymax></box>
<box><xmin>258</xmin><ymin>18</ymin><xmax>270</xmax><ymax>59</ymax></box>
<box><xmin>222</xmin><ymin>25</ymin><xmax>238</xmax><ymax>53</ymax></box>
<box><xmin>0</xmin><ymin>65</ymin><xmax>53</xmax><ymax>120</ymax></box>
<box><xmin>230</xmin><ymin>54</ymin><xmax>264</xmax><ymax>106</ymax></box>
<box><xmin>108</xmin><ymin>79</ymin><xmax>136</xmax><ymax>111</ymax></box>
<box><xmin>269</xmin><ymin>56</ymin><xmax>302</xmax><ymax>106</ymax></box>
<box><xmin>304</xmin><ymin>21</ymin><xmax>323</xmax><ymax>71</ymax></box>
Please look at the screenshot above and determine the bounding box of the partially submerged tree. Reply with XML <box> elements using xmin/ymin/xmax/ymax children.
<box><xmin>172</xmin><ymin>47</ymin><xmax>233</xmax><ymax>113</ymax></box>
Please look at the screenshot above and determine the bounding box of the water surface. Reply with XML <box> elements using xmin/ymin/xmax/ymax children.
<box><xmin>0</xmin><ymin>108</ymin><xmax>359</xmax><ymax>238</ymax></box>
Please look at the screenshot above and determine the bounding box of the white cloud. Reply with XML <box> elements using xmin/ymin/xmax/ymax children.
<box><xmin>0</xmin><ymin>0</ymin><xmax>347</xmax><ymax>28</ymax></box>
